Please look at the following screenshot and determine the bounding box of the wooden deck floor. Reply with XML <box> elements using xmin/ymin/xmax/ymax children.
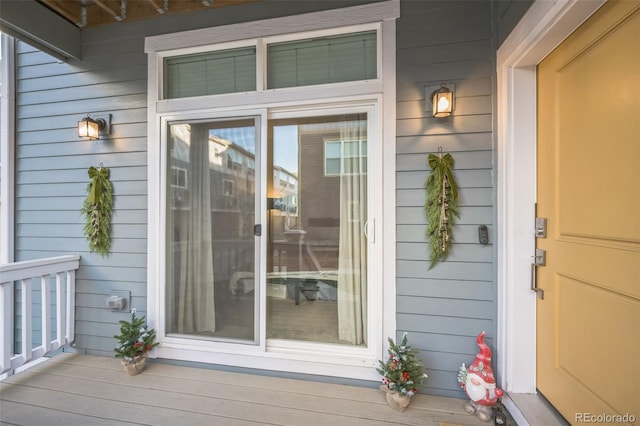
<box><xmin>0</xmin><ymin>353</ymin><xmax>491</xmax><ymax>426</ymax></box>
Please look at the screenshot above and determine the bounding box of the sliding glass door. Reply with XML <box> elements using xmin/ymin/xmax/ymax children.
<box><xmin>267</xmin><ymin>113</ymin><xmax>368</xmax><ymax>347</ymax></box>
<box><xmin>164</xmin><ymin>111</ymin><xmax>370</xmax><ymax>349</ymax></box>
<box><xmin>166</xmin><ymin>118</ymin><xmax>258</xmax><ymax>342</ymax></box>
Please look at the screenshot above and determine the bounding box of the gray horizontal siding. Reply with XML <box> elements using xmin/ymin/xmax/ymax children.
<box><xmin>18</xmin><ymin>166</ymin><xmax>147</xmax><ymax>184</ymax></box>
<box><xmin>15</xmin><ymin>34</ymin><xmax>148</xmax><ymax>356</ymax></box>
<box><xmin>397</xmin><ymin>208</ymin><xmax>493</xmax><ymax>226</ymax></box>
<box><xmin>17</xmin><ymin>224</ymin><xmax>147</xmax><ymax>239</ymax></box>
<box><xmin>397</xmin><ymin>243</ymin><xmax>493</xmax><ymax>263</ymax></box>
<box><xmin>18</xmin><ymin>209</ymin><xmax>147</xmax><ymax>224</ymax></box>
<box><xmin>397</xmin><ymin>278</ymin><xmax>493</xmax><ymax>301</ymax></box>
<box><xmin>495</xmin><ymin>0</ymin><xmax>534</xmax><ymax>47</ymax></box>
<box><xmin>395</xmin><ymin>0</ymin><xmax>497</xmax><ymax>399</ymax></box>
<box><xmin>401</xmin><ymin>169</ymin><xmax>491</xmax><ymax>188</ymax></box>
<box><xmin>21</xmin><ymin>251</ymin><xmax>147</xmax><ymax>268</ymax></box>
<box><xmin>17</xmin><ymin>236</ymin><xmax>148</xmax><ymax>254</ymax></box>
<box><xmin>18</xmin><ymin>195</ymin><xmax>147</xmax><ymax>212</ymax></box>
<box><xmin>398</xmin><ymin>224</ymin><xmax>492</xmax><ymax>243</ymax></box>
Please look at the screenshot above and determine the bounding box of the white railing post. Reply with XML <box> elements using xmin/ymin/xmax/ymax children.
<box><xmin>56</xmin><ymin>272</ymin><xmax>66</xmax><ymax>348</ymax></box>
<box><xmin>0</xmin><ymin>283</ymin><xmax>14</xmax><ymax>373</ymax></box>
<box><xmin>0</xmin><ymin>255</ymin><xmax>80</xmax><ymax>378</ymax></box>
<box><xmin>20</xmin><ymin>278</ymin><xmax>33</xmax><ymax>366</ymax></box>
<box><xmin>41</xmin><ymin>275</ymin><xmax>52</xmax><ymax>354</ymax></box>
<box><xmin>66</xmin><ymin>269</ymin><xmax>76</xmax><ymax>344</ymax></box>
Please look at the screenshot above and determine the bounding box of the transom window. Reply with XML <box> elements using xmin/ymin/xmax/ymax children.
<box><xmin>161</xmin><ymin>28</ymin><xmax>379</xmax><ymax>100</ymax></box>
<box><xmin>267</xmin><ymin>31</ymin><xmax>377</xmax><ymax>89</ymax></box>
<box><xmin>164</xmin><ymin>46</ymin><xmax>257</xmax><ymax>99</ymax></box>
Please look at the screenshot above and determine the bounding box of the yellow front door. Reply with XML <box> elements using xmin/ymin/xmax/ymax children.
<box><xmin>536</xmin><ymin>0</ymin><xmax>640</xmax><ymax>422</ymax></box>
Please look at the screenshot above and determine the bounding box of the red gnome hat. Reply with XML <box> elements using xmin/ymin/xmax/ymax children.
<box><xmin>469</xmin><ymin>331</ymin><xmax>495</xmax><ymax>384</ymax></box>
<box><xmin>466</xmin><ymin>331</ymin><xmax>503</xmax><ymax>406</ymax></box>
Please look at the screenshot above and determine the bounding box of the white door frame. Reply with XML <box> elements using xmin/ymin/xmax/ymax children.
<box><xmin>496</xmin><ymin>0</ymin><xmax>605</xmax><ymax>395</ymax></box>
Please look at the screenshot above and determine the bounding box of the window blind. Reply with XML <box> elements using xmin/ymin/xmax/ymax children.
<box><xmin>267</xmin><ymin>31</ymin><xmax>377</xmax><ymax>89</ymax></box>
<box><xmin>164</xmin><ymin>47</ymin><xmax>256</xmax><ymax>99</ymax></box>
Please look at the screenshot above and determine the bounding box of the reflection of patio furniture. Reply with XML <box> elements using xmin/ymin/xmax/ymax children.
<box><xmin>284</xmin><ymin>229</ymin><xmax>306</xmax><ymax>276</ymax></box>
<box><xmin>228</xmin><ymin>271</ymin><xmax>338</xmax><ymax>304</ymax></box>
<box><xmin>228</xmin><ymin>271</ymin><xmax>254</xmax><ymax>296</ymax></box>
<box><xmin>300</xmin><ymin>279</ymin><xmax>319</xmax><ymax>302</ymax></box>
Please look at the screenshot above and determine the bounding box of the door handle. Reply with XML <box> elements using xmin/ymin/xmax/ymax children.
<box><xmin>364</xmin><ymin>219</ymin><xmax>374</xmax><ymax>243</ymax></box>
<box><xmin>530</xmin><ymin>248</ymin><xmax>545</xmax><ymax>299</ymax></box>
<box><xmin>530</xmin><ymin>263</ymin><xmax>544</xmax><ymax>299</ymax></box>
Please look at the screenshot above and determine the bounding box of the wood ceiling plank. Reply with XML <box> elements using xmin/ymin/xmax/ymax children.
<box><xmin>146</xmin><ymin>0</ymin><xmax>166</xmax><ymax>14</ymax></box>
<box><xmin>92</xmin><ymin>0</ymin><xmax>122</xmax><ymax>21</ymax></box>
<box><xmin>40</xmin><ymin>0</ymin><xmax>83</xmax><ymax>26</ymax></box>
<box><xmin>39</xmin><ymin>0</ymin><xmax>261</xmax><ymax>29</ymax></box>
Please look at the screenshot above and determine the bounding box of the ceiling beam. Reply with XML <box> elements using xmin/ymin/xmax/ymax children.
<box><xmin>40</xmin><ymin>0</ymin><xmax>82</xmax><ymax>26</ymax></box>
<box><xmin>0</xmin><ymin>1</ymin><xmax>81</xmax><ymax>60</ymax></box>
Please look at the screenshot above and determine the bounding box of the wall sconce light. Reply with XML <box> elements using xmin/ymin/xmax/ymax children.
<box><xmin>428</xmin><ymin>83</ymin><xmax>455</xmax><ymax>118</ymax></box>
<box><xmin>267</xmin><ymin>197</ymin><xmax>285</xmax><ymax>211</ymax></box>
<box><xmin>267</xmin><ymin>197</ymin><xmax>277</xmax><ymax>210</ymax></box>
<box><xmin>78</xmin><ymin>114</ymin><xmax>111</xmax><ymax>140</ymax></box>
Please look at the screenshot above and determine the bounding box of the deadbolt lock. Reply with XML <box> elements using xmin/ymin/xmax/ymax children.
<box><xmin>535</xmin><ymin>217</ymin><xmax>547</xmax><ymax>238</ymax></box>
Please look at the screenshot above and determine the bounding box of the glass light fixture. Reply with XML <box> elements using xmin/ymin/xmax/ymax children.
<box><xmin>78</xmin><ymin>115</ymin><xmax>108</xmax><ymax>140</ymax></box>
<box><xmin>430</xmin><ymin>83</ymin><xmax>454</xmax><ymax>118</ymax></box>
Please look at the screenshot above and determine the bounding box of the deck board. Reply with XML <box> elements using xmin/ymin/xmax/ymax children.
<box><xmin>0</xmin><ymin>353</ymin><xmax>489</xmax><ymax>426</ymax></box>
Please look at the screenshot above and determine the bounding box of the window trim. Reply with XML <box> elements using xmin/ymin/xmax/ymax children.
<box><xmin>146</xmin><ymin>1</ymin><xmax>398</xmax><ymax>381</ymax></box>
<box><xmin>1</xmin><ymin>34</ymin><xmax>16</xmax><ymax>264</ymax></box>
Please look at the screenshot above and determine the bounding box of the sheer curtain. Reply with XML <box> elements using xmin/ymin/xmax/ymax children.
<box><xmin>337</xmin><ymin>116</ymin><xmax>367</xmax><ymax>345</ymax></box>
<box><xmin>177</xmin><ymin>123</ymin><xmax>216</xmax><ymax>333</ymax></box>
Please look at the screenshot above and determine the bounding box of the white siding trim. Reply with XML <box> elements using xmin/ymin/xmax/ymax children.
<box><xmin>496</xmin><ymin>0</ymin><xmax>605</xmax><ymax>394</ymax></box>
<box><xmin>1</xmin><ymin>34</ymin><xmax>16</xmax><ymax>264</ymax></box>
<box><xmin>156</xmin><ymin>80</ymin><xmax>385</xmax><ymax>115</ymax></box>
<box><xmin>146</xmin><ymin>50</ymin><xmax>161</xmax><ymax>333</ymax></box>
<box><xmin>381</xmin><ymin>16</ymin><xmax>396</xmax><ymax>353</ymax></box>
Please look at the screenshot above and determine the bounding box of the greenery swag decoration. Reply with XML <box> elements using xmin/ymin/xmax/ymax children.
<box><xmin>81</xmin><ymin>166</ymin><xmax>113</xmax><ymax>256</ymax></box>
<box><xmin>377</xmin><ymin>333</ymin><xmax>428</xmax><ymax>396</ymax></box>
<box><xmin>425</xmin><ymin>150</ymin><xmax>460</xmax><ymax>269</ymax></box>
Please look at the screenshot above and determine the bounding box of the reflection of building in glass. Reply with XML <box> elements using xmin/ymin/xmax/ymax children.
<box><xmin>168</xmin><ymin>124</ymin><xmax>307</xmax><ymax>282</ymax></box>
<box><xmin>269</xmin><ymin>119</ymin><xmax>367</xmax><ymax>283</ymax></box>
<box><xmin>169</xmin><ymin>124</ymin><xmax>258</xmax><ymax>287</ymax></box>
<box><xmin>272</xmin><ymin>166</ymin><xmax>298</xmax><ymax>214</ymax></box>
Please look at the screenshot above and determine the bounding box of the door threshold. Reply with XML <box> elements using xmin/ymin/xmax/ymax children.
<box><xmin>503</xmin><ymin>392</ymin><xmax>570</xmax><ymax>426</ymax></box>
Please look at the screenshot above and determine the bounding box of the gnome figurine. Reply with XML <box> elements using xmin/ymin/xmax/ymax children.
<box><xmin>457</xmin><ymin>331</ymin><xmax>504</xmax><ymax>422</ymax></box>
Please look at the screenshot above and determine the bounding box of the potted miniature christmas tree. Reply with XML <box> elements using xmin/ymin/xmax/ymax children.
<box><xmin>377</xmin><ymin>333</ymin><xmax>428</xmax><ymax>412</ymax></box>
<box><xmin>113</xmin><ymin>309</ymin><xmax>158</xmax><ymax>376</ymax></box>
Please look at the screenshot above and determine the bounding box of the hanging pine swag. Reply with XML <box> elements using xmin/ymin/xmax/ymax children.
<box><xmin>81</xmin><ymin>166</ymin><xmax>113</xmax><ymax>257</ymax></box>
<box><xmin>425</xmin><ymin>151</ymin><xmax>460</xmax><ymax>269</ymax></box>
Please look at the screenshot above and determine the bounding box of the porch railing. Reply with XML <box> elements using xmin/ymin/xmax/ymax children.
<box><xmin>0</xmin><ymin>255</ymin><xmax>80</xmax><ymax>377</ymax></box>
